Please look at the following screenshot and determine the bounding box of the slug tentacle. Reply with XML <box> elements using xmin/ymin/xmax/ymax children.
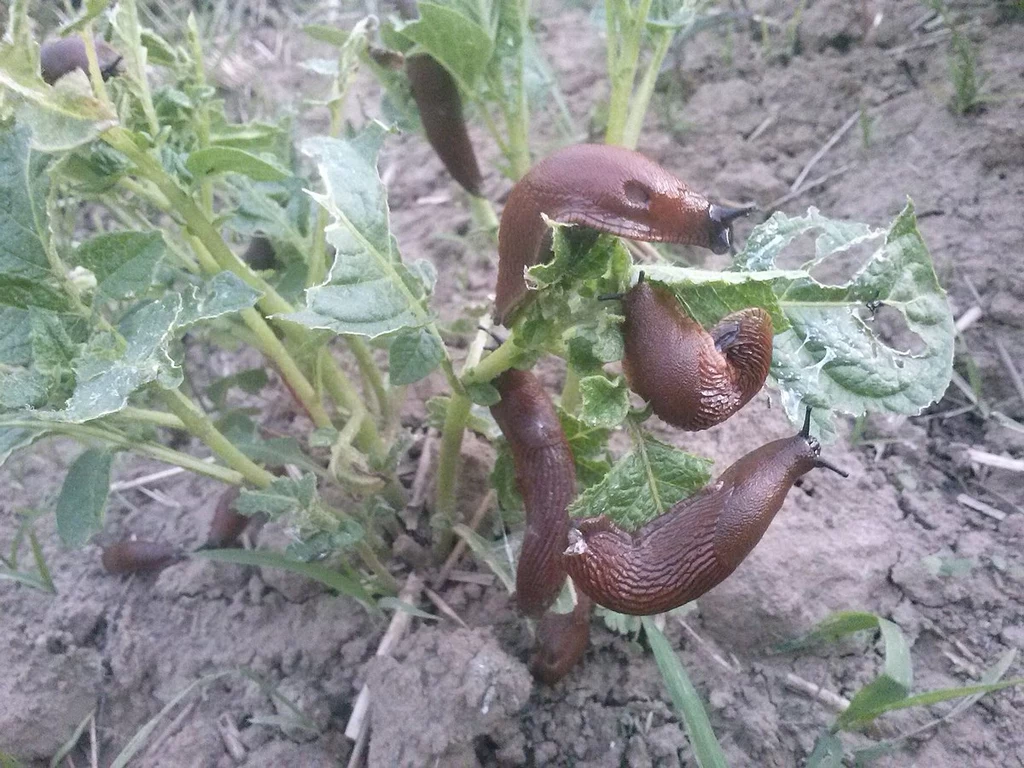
<box><xmin>564</xmin><ymin>413</ymin><xmax>846</xmax><ymax>616</ymax></box>
<box><xmin>490</xmin><ymin>370</ymin><xmax>576</xmax><ymax>618</ymax></box>
<box><xmin>621</xmin><ymin>278</ymin><xmax>773</xmax><ymax>431</ymax></box>
<box><xmin>495</xmin><ymin>144</ymin><xmax>748</xmax><ymax>324</ymax></box>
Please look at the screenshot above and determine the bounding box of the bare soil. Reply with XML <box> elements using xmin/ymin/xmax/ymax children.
<box><xmin>3</xmin><ymin>1</ymin><xmax>1024</xmax><ymax>766</ymax></box>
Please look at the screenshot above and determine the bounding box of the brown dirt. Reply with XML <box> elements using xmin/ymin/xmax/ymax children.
<box><xmin>3</xmin><ymin>1</ymin><xmax>1024</xmax><ymax>766</ymax></box>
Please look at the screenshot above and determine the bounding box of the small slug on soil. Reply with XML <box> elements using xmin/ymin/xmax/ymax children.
<box><xmin>206</xmin><ymin>486</ymin><xmax>249</xmax><ymax>548</ymax></box>
<box><xmin>564</xmin><ymin>408</ymin><xmax>848</xmax><ymax>615</ymax></box>
<box><xmin>528</xmin><ymin>593</ymin><xmax>592</xmax><ymax>685</ymax></box>
<box><xmin>490</xmin><ymin>369</ymin><xmax>575</xmax><ymax>618</ymax></box>
<box><xmin>617</xmin><ymin>272</ymin><xmax>774</xmax><ymax>431</ymax></box>
<box><xmin>494</xmin><ymin>144</ymin><xmax>751</xmax><ymax>324</ymax></box>
<box><xmin>101</xmin><ymin>540</ymin><xmax>184</xmax><ymax>575</ymax></box>
<box><xmin>40</xmin><ymin>37</ymin><xmax>122</xmax><ymax>85</ymax></box>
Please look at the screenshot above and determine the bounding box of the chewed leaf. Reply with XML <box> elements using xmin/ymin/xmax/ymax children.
<box><xmin>569</xmin><ymin>430</ymin><xmax>712</xmax><ymax>530</ymax></box>
<box><xmin>286</xmin><ymin>126</ymin><xmax>435</xmax><ymax>338</ymax></box>
<box><xmin>738</xmin><ymin>206</ymin><xmax>881</xmax><ymax>272</ymax></box>
<box><xmin>754</xmin><ymin>202</ymin><xmax>954</xmax><ymax>434</ymax></box>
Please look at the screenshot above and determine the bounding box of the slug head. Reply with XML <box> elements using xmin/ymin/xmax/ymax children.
<box><xmin>707</xmin><ymin>203</ymin><xmax>755</xmax><ymax>255</ymax></box>
<box><xmin>798</xmin><ymin>407</ymin><xmax>849</xmax><ymax>478</ymax></box>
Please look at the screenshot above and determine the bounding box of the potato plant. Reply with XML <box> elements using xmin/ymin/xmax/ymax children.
<box><xmin>1</xmin><ymin>0</ymin><xmax>1010</xmax><ymax>763</ymax></box>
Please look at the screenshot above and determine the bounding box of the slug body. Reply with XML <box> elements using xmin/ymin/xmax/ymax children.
<box><xmin>40</xmin><ymin>37</ymin><xmax>122</xmax><ymax>85</ymax></box>
<box><xmin>206</xmin><ymin>487</ymin><xmax>249</xmax><ymax>548</ymax></box>
<box><xmin>622</xmin><ymin>277</ymin><xmax>773</xmax><ymax>430</ymax></box>
<box><xmin>490</xmin><ymin>370</ymin><xmax>576</xmax><ymax>618</ymax></box>
<box><xmin>529</xmin><ymin>593</ymin><xmax>592</xmax><ymax>685</ymax></box>
<box><xmin>495</xmin><ymin>144</ymin><xmax>749</xmax><ymax>324</ymax></box>
<box><xmin>242</xmin><ymin>236</ymin><xmax>277</xmax><ymax>271</ymax></box>
<box><xmin>405</xmin><ymin>55</ymin><xmax>483</xmax><ymax>196</ymax></box>
<box><xmin>102</xmin><ymin>540</ymin><xmax>183</xmax><ymax>575</ymax></box>
<box><xmin>564</xmin><ymin>413</ymin><xmax>847</xmax><ymax>615</ymax></box>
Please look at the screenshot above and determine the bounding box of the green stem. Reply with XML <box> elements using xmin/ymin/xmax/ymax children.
<box><xmin>357</xmin><ymin>541</ymin><xmax>399</xmax><ymax>594</ymax></box>
<box><xmin>621</xmin><ymin>27</ymin><xmax>673</xmax><ymax>150</ymax></box>
<box><xmin>3</xmin><ymin>419</ymin><xmax>243</xmax><ymax>486</ymax></box>
<box><xmin>433</xmin><ymin>324</ymin><xmax>492</xmax><ymax>557</ymax></box>
<box><xmin>347</xmin><ymin>337</ymin><xmax>389</xmax><ymax>422</ymax></box>
<box><xmin>433</xmin><ymin>392</ymin><xmax>471</xmax><ymax>557</ymax></box>
<box><xmin>469</xmin><ymin>194</ymin><xmax>500</xmax><ymax>239</ymax></box>
<box><xmin>114</xmin><ymin>407</ymin><xmax>187</xmax><ymax>430</ymax></box>
<box><xmin>462</xmin><ymin>335</ymin><xmax>520</xmax><ymax>385</ymax></box>
<box><xmin>604</xmin><ymin>0</ymin><xmax>653</xmax><ymax>146</ymax></box>
<box><xmin>160</xmin><ymin>388</ymin><xmax>276</xmax><ymax>488</ymax></box>
<box><xmin>506</xmin><ymin>0</ymin><xmax>533</xmax><ymax>179</ymax></box>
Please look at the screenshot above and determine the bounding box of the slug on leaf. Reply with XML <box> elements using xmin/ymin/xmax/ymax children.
<box><xmin>564</xmin><ymin>408</ymin><xmax>848</xmax><ymax>615</ymax></box>
<box><xmin>619</xmin><ymin>272</ymin><xmax>773</xmax><ymax>431</ymax></box>
<box><xmin>40</xmin><ymin>37</ymin><xmax>122</xmax><ymax>85</ymax></box>
<box><xmin>495</xmin><ymin>144</ymin><xmax>751</xmax><ymax>324</ymax></box>
<box><xmin>490</xmin><ymin>369</ymin><xmax>575</xmax><ymax>618</ymax></box>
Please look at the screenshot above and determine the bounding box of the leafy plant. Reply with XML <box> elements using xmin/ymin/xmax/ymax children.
<box><xmin>0</xmin><ymin>0</ymin><xmax>964</xmax><ymax>764</ymax></box>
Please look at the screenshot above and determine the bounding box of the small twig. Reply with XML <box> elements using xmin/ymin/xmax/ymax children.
<box><xmin>346</xmin><ymin>720</ymin><xmax>370</xmax><ymax>768</ymax></box>
<box><xmin>444</xmin><ymin>570</ymin><xmax>495</xmax><ymax>586</ymax></box>
<box><xmin>949</xmin><ymin>370</ymin><xmax>981</xmax><ymax>407</ymax></box>
<box><xmin>956</xmin><ymin>492</ymin><xmax>1007</xmax><ymax>522</ymax></box>
<box><xmin>784</xmin><ymin>672</ymin><xmax>850</xmax><ymax>713</ymax></box>
<box><xmin>146</xmin><ymin>698</ymin><xmax>199</xmax><ymax>758</ymax></box>
<box><xmin>434</xmin><ymin>490</ymin><xmax>496</xmax><ymax>588</ymax></box>
<box><xmin>746</xmin><ymin>106</ymin><xmax>779</xmax><ymax>143</ymax></box>
<box><xmin>109</xmin><ymin>465</ymin><xmax>193</xmax><ymax>492</ymax></box>
<box><xmin>402</xmin><ymin>434</ymin><xmax>437</xmax><ymax>530</ymax></box>
<box><xmin>966</xmin><ymin>449</ymin><xmax>1024</xmax><ymax>474</ymax></box>
<box><xmin>344</xmin><ymin>573</ymin><xmax>424</xmax><ymax>742</ymax></box>
<box><xmin>676</xmin><ymin>617</ymin><xmax>739</xmax><ymax>673</ymax></box>
<box><xmin>994</xmin><ymin>337</ymin><xmax>1024</xmax><ymax>408</ymax></box>
<box><xmin>424</xmin><ymin>586</ymin><xmax>469</xmax><ymax>628</ymax></box>
<box><xmin>954</xmin><ymin>306</ymin><xmax>983</xmax><ymax>334</ymax></box>
<box><xmin>790</xmin><ymin>111</ymin><xmax>861</xmax><ymax>192</ymax></box>
<box><xmin>216</xmin><ymin>713</ymin><xmax>247</xmax><ymax>762</ymax></box>
<box><xmin>766</xmin><ymin>164</ymin><xmax>852</xmax><ymax>212</ymax></box>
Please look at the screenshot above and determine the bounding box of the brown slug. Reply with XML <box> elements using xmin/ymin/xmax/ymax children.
<box><xmin>393</xmin><ymin>1</ymin><xmax>483</xmax><ymax>197</ymax></box>
<box><xmin>529</xmin><ymin>593</ymin><xmax>592</xmax><ymax>685</ymax></box>
<box><xmin>618</xmin><ymin>272</ymin><xmax>774</xmax><ymax>431</ymax></box>
<box><xmin>563</xmin><ymin>408</ymin><xmax>848</xmax><ymax>615</ymax></box>
<box><xmin>101</xmin><ymin>540</ymin><xmax>184</xmax><ymax>575</ymax></box>
<box><xmin>242</xmin><ymin>236</ymin><xmax>277</xmax><ymax>271</ymax></box>
<box><xmin>205</xmin><ymin>486</ymin><xmax>249</xmax><ymax>548</ymax></box>
<box><xmin>494</xmin><ymin>144</ymin><xmax>751</xmax><ymax>324</ymax></box>
<box><xmin>490</xmin><ymin>369</ymin><xmax>576</xmax><ymax>618</ymax></box>
<box><xmin>40</xmin><ymin>37</ymin><xmax>123</xmax><ymax>85</ymax></box>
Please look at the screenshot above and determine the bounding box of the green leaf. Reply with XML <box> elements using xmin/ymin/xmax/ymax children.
<box><xmin>578</xmin><ymin>374</ymin><xmax>630</xmax><ymax>428</ymax></box>
<box><xmin>55</xmin><ymin>448</ymin><xmax>113</xmax><ymax>547</ymax></box>
<box><xmin>0</xmin><ymin>121</ymin><xmax>52</xmax><ymax>282</ymax></box>
<box><xmin>389</xmin><ymin>327</ymin><xmax>444</xmax><ymax>385</ymax></box>
<box><xmin>394</xmin><ymin>2</ymin><xmax>495</xmax><ymax>91</ymax></box>
<box><xmin>0</xmin><ymin>47</ymin><xmax>118</xmax><ymax>150</ymax></box>
<box><xmin>192</xmin><ymin>548</ymin><xmax>376</xmax><ymax>608</ymax></box>
<box><xmin>776</xmin><ymin>610</ymin><xmax>883</xmax><ymax>652</ymax></box>
<box><xmin>465</xmin><ymin>381</ymin><xmax>501</xmax><ymax>406</ymax></box>
<box><xmin>185</xmin><ymin>146</ymin><xmax>290</xmax><ymax>183</ymax></box>
<box><xmin>739</xmin><ymin>203</ymin><xmax>955</xmax><ymax>434</ymax></box>
<box><xmin>236</xmin><ymin>474</ymin><xmax>364</xmax><ymax>553</ymax></box>
<box><xmin>176</xmin><ymin>271</ymin><xmax>262</xmax><ymax>327</ymax></box>
<box><xmin>558</xmin><ymin>407</ymin><xmax>611</xmax><ymax>487</ymax></box>
<box><xmin>642</xmin><ymin>617</ymin><xmax>728</xmax><ymax>768</ymax></box>
<box><xmin>59</xmin><ymin>0</ymin><xmax>113</xmax><ymax>34</ymax></box>
<box><xmin>286</xmin><ymin>126</ymin><xmax>435</xmax><ymax>338</ymax></box>
<box><xmin>425</xmin><ymin>395</ymin><xmax>498</xmax><ymax>439</ymax></box>
<box><xmin>304</xmin><ymin>24</ymin><xmax>350</xmax><ymax>47</ymax></box>
<box><xmin>490</xmin><ymin>440</ymin><xmax>522</xmax><ymax>512</ymax></box>
<box><xmin>836</xmin><ymin>618</ymin><xmax>913</xmax><ymax>728</ymax></box>
<box><xmin>207</xmin><ymin>367</ymin><xmax>269</xmax><ymax>409</ymax></box>
<box><xmin>0</xmin><ymin>368</ymin><xmax>48</xmax><ymax>409</ymax></box>
<box><xmin>452</xmin><ymin>523</ymin><xmax>516</xmax><ymax>594</ymax></box>
<box><xmin>0</xmin><ymin>425</ymin><xmax>46</xmax><ymax>467</ymax></box>
<box><xmin>73</xmin><ymin>231</ymin><xmax>165</xmax><ymax>300</ymax></box>
<box><xmin>569</xmin><ymin>430</ymin><xmax>712</xmax><ymax>530</ymax></box>
<box><xmin>806</xmin><ymin>732</ymin><xmax>844</xmax><ymax>768</ymax></box>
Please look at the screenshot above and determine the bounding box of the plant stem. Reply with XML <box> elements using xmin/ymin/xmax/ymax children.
<box><xmin>347</xmin><ymin>337</ymin><xmax>389</xmax><ymax>422</ymax></box>
<box><xmin>506</xmin><ymin>0</ymin><xmax>533</xmax><ymax>179</ymax></box>
<box><xmin>357</xmin><ymin>541</ymin><xmax>399</xmax><ymax>594</ymax></box>
<box><xmin>621</xmin><ymin>27</ymin><xmax>673</xmax><ymax>150</ymax></box>
<box><xmin>462</xmin><ymin>335</ymin><xmax>520</xmax><ymax>385</ymax></box>
<box><xmin>3</xmin><ymin>419</ymin><xmax>244</xmax><ymax>485</ymax></box>
<box><xmin>469</xmin><ymin>194</ymin><xmax>500</xmax><ymax>239</ymax></box>
<box><xmin>433</xmin><ymin>324</ymin><xmax>492</xmax><ymax>557</ymax></box>
<box><xmin>114</xmin><ymin>407</ymin><xmax>187</xmax><ymax>430</ymax></box>
<box><xmin>604</xmin><ymin>0</ymin><xmax>654</xmax><ymax>146</ymax></box>
<box><xmin>160</xmin><ymin>388</ymin><xmax>276</xmax><ymax>488</ymax></box>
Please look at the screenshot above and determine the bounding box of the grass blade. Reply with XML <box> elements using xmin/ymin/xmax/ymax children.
<box><xmin>452</xmin><ymin>523</ymin><xmax>515</xmax><ymax>594</ymax></box>
<box><xmin>642</xmin><ymin>616</ymin><xmax>728</xmax><ymax>768</ymax></box>
<box><xmin>50</xmin><ymin>709</ymin><xmax>94</xmax><ymax>768</ymax></box>
<box><xmin>109</xmin><ymin>671</ymin><xmax>232</xmax><ymax>768</ymax></box>
<box><xmin>191</xmin><ymin>548</ymin><xmax>377</xmax><ymax>611</ymax></box>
